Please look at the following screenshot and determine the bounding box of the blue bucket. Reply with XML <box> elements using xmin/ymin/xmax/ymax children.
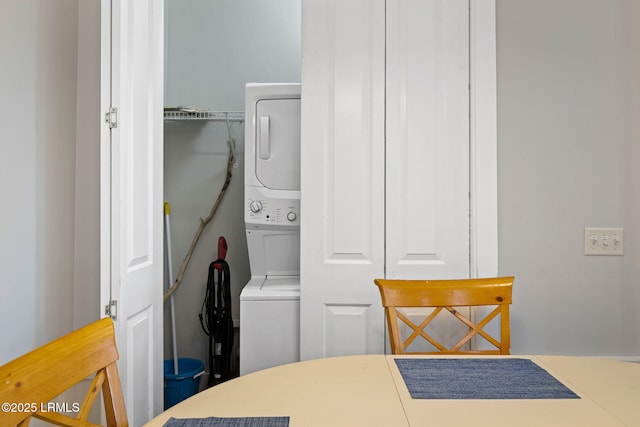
<box><xmin>163</xmin><ymin>358</ymin><xmax>205</xmax><ymax>409</ymax></box>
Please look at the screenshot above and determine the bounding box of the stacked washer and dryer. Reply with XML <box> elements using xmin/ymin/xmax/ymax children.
<box><xmin>239</xmin><ymin>83</ymin><xmax>301</xmax><ymax>376</ymax></box>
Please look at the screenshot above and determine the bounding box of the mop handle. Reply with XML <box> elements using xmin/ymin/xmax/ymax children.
<box><xmin>164</xmin><ymin>202</ymin><xmax>179</xmax><ymax>375</ymax></box>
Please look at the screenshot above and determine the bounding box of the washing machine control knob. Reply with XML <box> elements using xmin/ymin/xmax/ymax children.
<box><xmin>249</xmin><ymin>200</ymin><xmax>263</xmax><ymax>213</ymax></box>
<box><xmin>286</xmin><ymin>211</ymin><xmax>297</xmax><ymax>222</ymax></box>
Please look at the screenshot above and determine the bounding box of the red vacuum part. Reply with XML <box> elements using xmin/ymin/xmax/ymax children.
<box><xmin>213</xmin><ymin>236</ymin><xmax>227</xmax><ymax>271</ymax></box>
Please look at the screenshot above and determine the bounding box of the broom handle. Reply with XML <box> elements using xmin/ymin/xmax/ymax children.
<box><xmin>164</xmin><ymin>202</ymin><xmax>179</xmax><ymax>375</ymax></box>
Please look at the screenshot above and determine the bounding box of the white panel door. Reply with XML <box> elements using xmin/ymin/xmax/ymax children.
<box><xmin>300</xmin><ymin>0</ymin><xmax>485</xmax><ymax>358</ymax></box>
<box><xmin>386</xmin><ymin>0</ymin><xmax>470</xmax><ymax>280</ymax></box>
<box><xmin>300</xmin><ymin>0</ymin><xmax>386</xmax><ymax>359</ymax></box>
<box><xmin>101</xmin><ymin>0</ymin><xmax>164</xmax><ymax>424</ymax></box>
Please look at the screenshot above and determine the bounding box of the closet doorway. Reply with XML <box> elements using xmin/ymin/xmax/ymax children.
<box><xmin>162</xmin><ymin>0</ymin><xmax>301</xmax><ymax>384</ymax></box>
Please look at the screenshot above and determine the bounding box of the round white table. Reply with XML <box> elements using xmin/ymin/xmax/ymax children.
<box><xmin>145</xmin><ymin>355</ymin><xmax>640</xmax><ymax>427</ymax></box>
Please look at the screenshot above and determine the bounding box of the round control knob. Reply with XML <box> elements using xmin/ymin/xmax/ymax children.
<box><xmin>249</xmin><ymin>200</ymin><xmax>263</xmax><ymax>213</ymax></box>
<box><xmin>286</xmin><ymin>211</ymin><xmax>297</xmax><ymax>222</ymax></box>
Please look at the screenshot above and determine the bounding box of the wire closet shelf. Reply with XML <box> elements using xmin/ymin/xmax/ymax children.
<box><xmin>164</xmin><ymin>107</ymin><xmax>244</xmax><ymax>122</ymax></box>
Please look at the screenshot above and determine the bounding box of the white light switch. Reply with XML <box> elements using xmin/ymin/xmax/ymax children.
<box><xmin>584</xmin><ymin>227</ymin><xmax>624</xmax><ymax>256</ymax></box>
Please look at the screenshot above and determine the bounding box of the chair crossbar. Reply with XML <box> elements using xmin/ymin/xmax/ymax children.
<box><xmin>397</xmin><ymin>305</ymin><xmax>503</xmax><ymax>353</ymax></box>
<box><xmin>447</xmin><ymin>305</ymin><xmax>502</xmax><ymax>351</ymax></box>
<box><xmin>29</xmin><ymin>369</ymin><xmax>108</xmax><ymax>427</ymax></box>
<box><xmin>34</xmin><ymin>410</ymin><xmax>103</xmax><ymax>427</ymax></box>
<box><xmin>396</xmin><ymin>307</ymin><xmax>447</xmax><ymax>352</ymax></box>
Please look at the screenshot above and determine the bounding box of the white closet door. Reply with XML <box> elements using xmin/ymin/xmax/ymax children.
<box><xmin>300</xmin><ymin>0</ymin><xmax>386</xmax><ymax>359</ymax></box>
<box><xmin>101</xmin><ymin>0</ymin><xmax>164</xmax><ymax>423</ymax></box>
<box><xmin>386</xmin><ymin>0</ymin><xmax>470</xmax><ymax>280</ymax></box>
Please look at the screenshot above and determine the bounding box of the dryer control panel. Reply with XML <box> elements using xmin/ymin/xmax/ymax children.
<box><xmin>245</xmin><ymin>188</ymin><xmax>300</xmax><ymax>228</ymax></box>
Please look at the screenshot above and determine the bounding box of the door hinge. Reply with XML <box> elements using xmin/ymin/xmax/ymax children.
<box><xmin>105</xmin><ymin>107</ymin><xmax>118</xmax><ymax>129</ymax></box>
<box><xmin>105</xmin><ymin>300</ymin><xmax>118</xmax><ymax>320</ymax></box>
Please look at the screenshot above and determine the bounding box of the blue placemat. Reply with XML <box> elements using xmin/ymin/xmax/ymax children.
<box><xmin>395</xmin><ymin>358</ymin><xmax>580</xmax><ymax>399</ymax></box>
<box><xmin>163</xmin><ymin>416</ymin><xmax>290</xmax><ymax>427</ymax></box>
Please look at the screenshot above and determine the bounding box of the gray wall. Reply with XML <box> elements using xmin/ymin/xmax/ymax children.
<box><xmin>165</xmin><ymin>0</ymin><xmax>301</xmax><ymax>111</ymax></box>
<box><xmin>497</xmin><ymin>0</ymin><xmax>640</xmax><ymax>355</ymax></box>
<box><xmin>0</xmin><ymin>0</ymin><xmax>83</xmax><ymax>364</ymax></box>
<box><xmin>163</xmin><ymin>0</ymin><xmax>301</xmax><ymax>364</ymax></box>
<box><xmin>73</xmin><ymin>0</ymin><xmax>101</xmax><ymax>332</ymax></box>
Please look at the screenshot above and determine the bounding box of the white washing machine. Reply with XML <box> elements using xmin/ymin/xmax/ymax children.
<box><xmin>240</xmin><ymin>83</ymin><xmax>301</xmax><ymax>376</ymax></box>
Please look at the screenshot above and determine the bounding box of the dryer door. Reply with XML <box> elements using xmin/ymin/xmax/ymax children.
<box><xmin>255</xmin><ymin>98</ymin><xmax>301</xmax><ymax>191</ymax></box>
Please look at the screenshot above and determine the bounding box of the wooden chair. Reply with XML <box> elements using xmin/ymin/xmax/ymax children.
<box><xmin>0</xmin><ymin>317</ymin><xmax>128</xmax><ymax>427</ymax></box>
<box><xmin>374</xmin><ymin>276</ymin><xmax>514</xmax><ymax>355</ymax></box>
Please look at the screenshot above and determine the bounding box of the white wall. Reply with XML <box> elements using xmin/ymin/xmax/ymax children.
<box><xmin>163</xmin><ymin>0</ymin><xmax>301</xmax><ymax>364</ymax></box>
<box><xmin>497</xmin><ymin>0</ymin><xmax>640</xmax><ymax>355</ymax></box>
<box><xmin>0</xmin><ymin>0</ymin><xmax>79</xmax><ymax>364</ymax></box>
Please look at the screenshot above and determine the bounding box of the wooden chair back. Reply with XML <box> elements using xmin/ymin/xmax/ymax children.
<box><xmin>0</xmin><ymin>317</ymin><xmax>128</xmax><ymax>427</ymax></box>
<box><xmin>374</xmin><ymin>277</ymin><xmax>514</xmax><ymax>355</ymax></box>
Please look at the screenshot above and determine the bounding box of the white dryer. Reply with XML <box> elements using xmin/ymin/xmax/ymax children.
<box><xmin>240</xmin><ymin>83</ymin><xmax>301</xmax><ymax>376</ymax></box>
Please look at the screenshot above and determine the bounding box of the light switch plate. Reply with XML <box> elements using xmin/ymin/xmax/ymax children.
<box><xmin>584</xmin><ymin>227</ymin><xmax>624</xmax><ymax>256</ymax></box>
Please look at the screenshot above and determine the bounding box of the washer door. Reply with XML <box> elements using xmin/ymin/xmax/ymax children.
<box><xmin>255</xmin><ymin>97</ymin><xmax>301</xmax><ymax>190</ymax></box>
